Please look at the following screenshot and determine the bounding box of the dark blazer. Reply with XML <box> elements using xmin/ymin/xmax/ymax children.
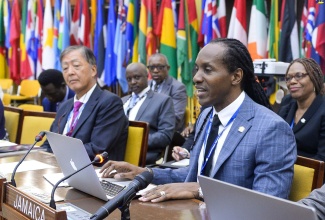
<box><xmin>152</xmin><ymin>95</ymin><xmax>296</xmax><ymax>199</ymax></box>
<box><xmin>149</xmin><ymin>75</ymin><xmax>187</xmax><ymax>132</ymax></box>
<box><xmin>122</xmin><ymin>90</ymin><xmax>175</xmax><ymax>164</ymax></box>
<box><xmin>278</xmin><ymin>94</ymin><xmax>325</xmax><ymax>162</ymax></box>
<box><xmin>42</xmin><ymin>87</ymin><xmax>75</xmax><ymax>112</ymax></box>
<box><xmin>41</xmin><ymin>86</ymin><xmax>128</xmax><ymax>161</ymax></box>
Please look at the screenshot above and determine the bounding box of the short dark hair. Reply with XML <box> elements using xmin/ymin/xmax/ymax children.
<box><xmin>60</xmin><ymin>45</ymin><xmax>97</xmax><ymax>66</ymax></box>
<box><xmin>209</xmin><ymin>38</ymin><xmax>272</xmax><ymax>110</ymax></box>
<box><xmin>38</xmin><ymin>69</ymin><xmax>65</xmax><ymax>88</ymax></box>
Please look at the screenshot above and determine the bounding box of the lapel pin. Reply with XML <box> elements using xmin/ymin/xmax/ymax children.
<box><xmin>238</xmin><ymin>126</ymin><xmax>245</xmax><ymax>132</ymax></box>
<box><xmin>301</xmin><ymin>118</ymin><xmax>306</xmax><ymax>123</ymax></box>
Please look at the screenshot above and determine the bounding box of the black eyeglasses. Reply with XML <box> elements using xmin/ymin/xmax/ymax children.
<box><xmin>147</xmin><ymin>65</ymin><xmax>167</xmax><ymax>71</ymax></box>
<box><xmin>285</xmin><ymin>72</ymin><xmax>309</xmax><ymax>82</ymax></box>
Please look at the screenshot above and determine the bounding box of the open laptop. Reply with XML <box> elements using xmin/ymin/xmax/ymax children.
<box><xmin>45</xmin><ymin>131</ymin><xmax>130</xmax><ymax>201</ymax></box>
<box><xmin>198</xmin><ymin>175</ymin><xmax>318</xmax><ymax>220</ymax></box>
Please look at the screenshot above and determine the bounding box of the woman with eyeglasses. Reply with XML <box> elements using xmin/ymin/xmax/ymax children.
<box><xmin>278</xmin><ymin>57</ymin><xmax>325</xmax><ymax>162</ymax></box>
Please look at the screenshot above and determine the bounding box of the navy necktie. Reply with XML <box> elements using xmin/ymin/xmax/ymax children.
<box><xmin>202</xmin><ymin>114</ymin><xmax>221</xmax><ymax>176</ymax></box>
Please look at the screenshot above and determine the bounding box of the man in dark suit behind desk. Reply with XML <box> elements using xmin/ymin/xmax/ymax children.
<box><xmin>147</xmin><ymin>53</ymin><xmax>187</xmax><ymax>132</ymax></box>
<box><xmin>122</xmin><ymin>62</ymin><xmax>175</xmax><ymax>164</ymax></box>
<box><xmin>38</xmin><ymin>69</ymin><xmax>75</xmax><ymax>112</ymax></box>
<box><xmin>41</xmin><ymin>46</ymin><xmax>128</xmax><ymax>161</ymax></box>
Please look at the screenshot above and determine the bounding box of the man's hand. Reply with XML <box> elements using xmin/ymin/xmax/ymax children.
<box><xmin>99</xmin><ymin>160</ymin><xmax>147</xmax><ymax>180</ymax></box>
<box><xmin>172</xmin><ymin>146</ymin><xmax>190</xmax><ymax>161</ymax></box>
<box><xmin>139</xmin><ymin>182</ymin><xmax>200</xmax><ymax>203</ymax></box>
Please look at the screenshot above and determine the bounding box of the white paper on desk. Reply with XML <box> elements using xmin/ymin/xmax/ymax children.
<box><xmin>0</xmin><ymin>160</ymin><xmax>55</xmax><ymax>174</ymax></box>
<box><xmin>43</xmin><ymin>173</ymin><xmax>69</xmax><ymax>187</ymax></box>
<box><xmin>171</xmin><ymin>158</ymin><xmax>190</xmax><ymax>167</ymax></box>
<box><xmin>0</xmin><ymin>140</ymin><xmax>17</xmax><ymax>147</ymax></box>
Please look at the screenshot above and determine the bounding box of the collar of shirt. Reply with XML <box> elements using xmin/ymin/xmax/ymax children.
<box><xmin>132</xmin><ymin>86</ymin><xmax>150</xmax><ymax>98</ymax></box>
<box><xmin>73</xmin><ymin>84</ymin><xmax>97</xmax><ymax>105</ymax></box>
<box><xmin>213</xmin><ymin>91</ymin><xmax>246</xmax><ymax>127</ymax></box>
<box><xmin>151</xmin><ymin>79</ymin><xmax>166</xmax><ymax>92</ymax></box>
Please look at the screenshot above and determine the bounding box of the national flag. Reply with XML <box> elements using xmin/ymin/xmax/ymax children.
<box><xmin>267</xmin><ymin>0</ymin><xmax>279</xmax><ymax>59</ymax></box>
<box><xmin>304</xmin><ymin>0</ymin><xmax>316</xmax><ymax>58</ymax></box>
<box><xmin>8</xmin><ymin>0</ymin><xmax>21</xmax><ymax>84</ymax></box>
<box><xmin>53</xmin><ymin>0</ymin><xmax>61</xmax><ymax>70</ymax></box>
<box><xmin>300</xmin><ymin>0</ymin><xmax>308</xmax><ymax>58</ymax></box>
<box><xmin>42</xmin><ymin>0</ymin><xmax>54</xmax><ymax>69</ymax></box>
<box><xmin>35</xmin><ymin>0</ymin><xmax>44</xmax><ymax>78</ymax></box>
<box><xmin>177</xmin><ymin>0</ymin><xmax>191</xmax><ymax>95</ymax></box>
<box><xmin>157</xmin><ymin>0</ymin><xmax>177</xmax><ymax>78</ymax></box>
<box><xmin>102</xmin><ymin>0</ymin><xmax>117</xmax><ymax>86</ymax></box>
<box><xmin>70</xmin><ymin>0</ymin><xmax>80</xmax><ymax>45</ymax></box>
<box><xmin>58</xmin><ymin>0</ymin><xmax>71</xmax><ymax>56</ymax></box>
<box><xmin>279</xmin><ymin>0</ymin><xmax>299</xmax><ymax>62</ymax></box>
<box><xmin>0</xmin><ymin>0</ymin><xmax>7</xmax><ymax>78</ymax></box>
<box><xmin>187</xmin><ymin>0</ymin><xmax>199</xmax><ymax>97</ymax></box>
<box><xmin>218</xmin><ymin>0</ymin><xmax>227</xmax><ymax>38</ymax></box>
<box><xmin>201</xmin><ymin>0</ymin><xmax>213</xmax><ymax>45</ymax></box>
<box><xmin>197</xmin><ymin>0</ymin><xmax>205</xmax><ymax>46</ymax></box>
<box><xmin>20</xmin><ymin>0</ymin><xmax>34</xmax><ymax>80</ymax></box>
<box><xmin>114</xmin><ymin>0</ymin><xmax>128</xmax><ymax>93</ymax></box>
<box><xmin>171</xmin><ymin>0</ymin><xmax>178</xmax><ymax>32</ymax></box>
<box><xmin>138</xmin><ymin>0</ymin><xmax>157</xmax><ymax>64</ymax></box>
<box><xmin>0</xmin><ymin>0</ymin><xmax>10</xmax><ymax>79</ymax></box>
<box><xmin>78</xmin><ymin>0</ymin><xmax>91</xmax><ymax>47</ymax></box>
<box><xmin>312</xmin><ymin>3</ymin><xmax>325</xmax><ymax>74</ymax></box>
<box><xmin>212</xmin><ymin>0</ymin><xmax>220</xmax><ymax>39</ymax></box>
<box><xmin>90</xmin><ymin>0</ymin><xmax>96</xmax><ymax>50</ymax></box>
<box><xmin>126</xmin><ymin>0</ymin><xmax>139</xmax><ymax>63</ymax></box>
<box><xmin>248</xmin><ymin>0</ymin><xmax>268</xmax><ymax>60</ymax></box>
<box><xmin>227</xmin><ymin>0</ymin><xmax>247</xmax><ymax>46</ymax></box>
<box><xmin>94</xmin><ymin>0</ymin><xmax>105</xmax><ymax>78</ymax></box>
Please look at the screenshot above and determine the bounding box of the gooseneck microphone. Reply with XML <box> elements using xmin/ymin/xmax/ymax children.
<box><xmin>90</xmin><ymin>170</ymin><xmax>153</xmax><ymax>220</ymax></box>
<box><xmin>49</xmin><ymin>152</ymin><xmax>108</xmax><ymax>210</ymax></box>
<box><xmin>10</xmin><ymin>131</ymin><xmax>46</xmax><ymax>187</ymax></box>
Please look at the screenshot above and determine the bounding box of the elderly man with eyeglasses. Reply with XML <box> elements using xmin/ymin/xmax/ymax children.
<box><xmin>147</xmin><ymin>53</ymin><xmax>187</xmax><ymax>133</ymax></box>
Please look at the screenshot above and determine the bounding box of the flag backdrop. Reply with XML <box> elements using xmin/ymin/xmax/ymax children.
<box><xmin>279</xmin><ymin>0</ymin><xmax>299</xmax><ymax>62</ymax></box>
<box><xmin>228</xmin><ymin>0</ymin><xmax>247</xmax><ymax>46</ymax></box>
<box><xmin>248</xmin><ymin>0</ymin><xmax>267</xmax><ymax>60</ymax></box>
<box><xmin>1</xmin><ymin>0</ymin><xmax>325</xmax><ymax>96</ymax></box>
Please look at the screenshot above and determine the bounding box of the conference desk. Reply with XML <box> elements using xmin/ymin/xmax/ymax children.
<box><xmin>0</xmin><ymin>151</ymin><xmax>209</xmax><ymax>220</ymax></box>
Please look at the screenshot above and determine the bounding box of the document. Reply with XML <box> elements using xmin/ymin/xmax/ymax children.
<box><xmin>0</xmin><ymin>160</ymin><xmax>55</xmax><ymax>174</ymax></box>
<box><xmin>171</xmin><ymin>158</ymin><xmax>190</xmax><ymax>167</ymax></box>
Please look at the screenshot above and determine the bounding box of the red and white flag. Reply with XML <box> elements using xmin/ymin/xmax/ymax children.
<box><xmin>227</xmin><ymin>0</ymin><xmax>247</xmax><ymax>46</ymax></box>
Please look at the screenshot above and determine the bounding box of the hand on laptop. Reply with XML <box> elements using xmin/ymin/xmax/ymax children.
<box><xmin>138</xmin><ymin>182</ymin><xmax>200</xmax><ymax>203</ymax></box>
<box><xmin>99</xmin><ymin>161</ymin><xmax>147</xmax><ymax>180</ymax></box>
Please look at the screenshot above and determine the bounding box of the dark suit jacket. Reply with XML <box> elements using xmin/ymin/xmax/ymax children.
<box><xmin>152</xmin><ymin>95</ymin><xmax>296</xmax><ymax>199</ymax></box>
<box><xmin>41</xmin><ymin>86</ymin><xmax>128</xmax><ymax>161</ymax></box>
<box><xmin>149</xmin><ymin>75</ymin><xmax>187</xmax><ymax>132</ymax></box>
<box><xmin>42</xmin><ymin>87</ymin><xmax>75</xmax><ymax>112</ymax></box>
<box><xmin>122</xmin><ymin>90</ymin><xmax>175</xmax><ymax>164</ymax></box>
<box><xmin>278</xmin><ymin>94</ymin><xmax>325</xmax><ymax>162</ymax></box>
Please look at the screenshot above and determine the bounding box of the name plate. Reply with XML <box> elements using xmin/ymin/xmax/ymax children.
<box><xmin>1</xmin><ymin>182</ymin><xmax>67</xmax><ymax>220</ymax></box>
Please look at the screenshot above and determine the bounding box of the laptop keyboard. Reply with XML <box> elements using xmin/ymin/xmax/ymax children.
<box><xmin>100</xmin><ymin>180</ymin><xmax>125</xmax><ymax>197</ymax></box>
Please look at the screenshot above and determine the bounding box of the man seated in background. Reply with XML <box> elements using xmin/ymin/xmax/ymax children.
<box><xmin>122</xmin><ymin>62</ymin><xmax>175</xmax><ymax>164</ymax></box>
<box><xmin>41</xmin><ymin>45</ymin><xmax>128</xmax><ymax>161</ymax></box>
<box><xmin>38</xmin><ymin>69</ymin><xmax>75</xmax><ymax>112</ymax></box>
<box><xmin>147</xmin><ymin>53</ymin><xmax>187</xmax><ymax>132</ymax></box>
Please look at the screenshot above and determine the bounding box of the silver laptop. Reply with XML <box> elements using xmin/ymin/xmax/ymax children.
<box><xmin>45</xmin><ymin>131</ymin><xmax>130</xmax><ymax>201</ymax></box>
<box><xmin>198</xmin><ymin>175</ymin><xmax>318</xmax><ymax>220</ymax></box>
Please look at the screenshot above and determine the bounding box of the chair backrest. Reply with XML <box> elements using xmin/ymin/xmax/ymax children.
<box><xmin>19</xmin><ymin>80</ymin><xmax>40</xmax><ymax>97</ymax></box>
<box><xmin>4</xmin><ymin>106</ymin><xmax>23</xmax><ymax>143</ymax></box>
<box><xmin>0</xmin><ymin>79</ymin><xmax>13</xmax><ymax>94</ymax></box>
<box><xmin>289</xmin><ymin>156</ymin><xmax>325</xmax><ymax>201</ymax></box>
<box><xmin>18</xmin><ymin>104</ymin><xmax>44</xmax><ymax>112</ymax></box>
<box><xmin>124</xmin><ymin>121</ymin><xmax>149</xmax><ymax>167</ymax></box>
<box><xmin>2</xmin><ymin>93</ymin><xmax>11</xmax><ymax>106</ymax></box>
<box><xmin>19</xmin><ymin>110</ymin><xmax>56</xmax><ymax>145</ymax></box>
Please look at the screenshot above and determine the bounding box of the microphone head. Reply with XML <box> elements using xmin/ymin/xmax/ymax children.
<box><xmin>93</xmin><ymin>152</ymin><xmax>108</xmax><ymax>163</ymax></box>
<box><xmin>35</xmin><ymin>131</ymin><xmax>45</xmax><ymax>142</ymax></box>
<box><xmin>134</xmin><ymin>171</ymin><xmax>153</xmax><ymax>190</ymax></box>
